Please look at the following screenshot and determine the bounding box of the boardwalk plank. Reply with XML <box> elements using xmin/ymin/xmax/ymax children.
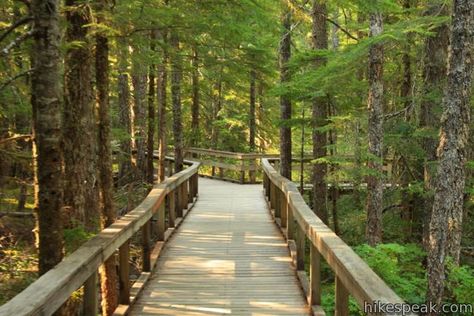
<box><xmin>129</xmin><ymin>178</ymin><xmax>310</xmax><ymax>316</ymax></box>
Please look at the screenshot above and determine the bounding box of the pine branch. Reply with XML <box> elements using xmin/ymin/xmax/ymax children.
<box><xmin>0</xmin><ymin>16</ymin><xmax>32</xmax><ymax>43</ymax></box>
<box><xmin>0</xmin><ymin>69</ymin><xmax>33</xmax><ymax>92</ymax></box>
<box><xmin>1</xmin><ymin>29</ymin><xmax>33</xmax><ymax>56</ymax></box>
<box><xmin>287</xmin><ymin>0</ymin><xmax>358</xmax><ymax>41</ymax></box>
<box><xmin>0</xmin><ymin>134</ymin><xmax>32</xmax><ymax>145</ymax></box>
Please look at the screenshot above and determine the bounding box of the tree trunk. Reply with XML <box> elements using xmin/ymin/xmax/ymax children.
<box><xmin>117</xmin><ymin>37</ymin><xmax>133</xmax><ymax>185</ymax></box>
<box><xmin>191</xmin><ymin>46</ymin><xmax>200</xmax><ymax>148</ymax></box>
<box><xmin>170</xmin><ymin>31</ymin><xmax>183</xmax><ymax>173</ymax></box>
<box><xmin>157</xmin><ymin>30</ymin><xmax>168</xmax><ymax>182</ymax></box>
<box><xmin>328</xmin><ymin>100</ymin><xmax>340</xmax><ymax>235</ymax></box>
<box><xmin>95</xmin><ymin>2</ymin><xmax>118</xmax><ymax>313</ymax></box>
<box><xmin>311</xmin><ymin>0</ymin><xmax>329</xmax><ymax>223</ymax></box>
<box><xmin>147</xmin><ymin>31</ymin><xmax>156</xmax><ymax>185</ymax></box>
<box><xmin>420</xmin><ymin>4</ymin><xmax>449</xmax><ymax>250</ymax></box>
<box><xmin>257</xmin><ymin>82</ymin><xmax>266</xmax><ymax>151</ymax></box>
<box><xmin>400</xmin><ymin>0</ymin><xmax>413</xmax><ymax>240</ymax></box>
<box><xmin>132</xmin><ymin>45</ymin><xmax>148</xmax><ymax>180</ymax></box>
<box><xmin>211</xmin><ymin>69</ymin><xmax>224</xmax><ymax>151</ymax></box>
<box><xmin>427</xmin><ymin>0</ymin><xmax>473</xmax><ymax>309</ymax></box>
<box><xmin>31</xmin><ymin>0</ymin><xmax>64</xmax><ymax>276</ymax></box>
<box><xmin>249</xmin><ymin>69</ymin><xmax>256</xmax><ymax>151</ymax></box>
<box><xmin>366</xmin><ymin>12</ymin><xmax>384</xmax><ymax>246</ymax></box>
<box><xmin>279</xmin><ymin>1</ymin><xmax>292</xmax><ymax>180</ymax></box>
<box><xmin>63</xmin><ymin>0</ymin><xmax>99</xmax><ymax>233</ymax></box>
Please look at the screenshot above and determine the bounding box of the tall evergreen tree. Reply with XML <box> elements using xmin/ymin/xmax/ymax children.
<box><xmin>311</xmin><ymin>0</ymin><xmax>329</xmax><ymax>224</ymax></box>
<box><xmin>366</xmin><ymin>9</ymin><xmax>384</xmax><ymax>246</ymax></box>
<box><xmin>170</xmin><ymin>30</ymin><xmax>183</xmax><ymax>172</ymax></box>
<box><xmin>279</xmin><ymin>1</ymin><xmax>292</xmax><ymax>180</ymax></box>
<box><xmin>427</xmin><ymin>0</ymin><xmax>474</xmax><ymax>308</ymax></box>
<box><xmin>31</xmin><ymin>0</ymin><xmax>64</xmax><ymax>276</ymax></box>
<box><xmin>63</xmin><ymin>0</ymin><xmax>99</xmax><ymax>232</ymax></box>
<box><xmin>95</xmin><ymin>0</ymin><xmax>118</xmax><ymax>313</ymax></box>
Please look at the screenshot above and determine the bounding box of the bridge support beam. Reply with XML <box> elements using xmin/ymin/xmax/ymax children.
<box><xmin>167</xmin><ymin>191</ymin><xmax>176</xmax><ymax>227</ymax></box>
<box><xmin>335</xmin><ymin>276</ymin><xmax>349</xmax><ymax>316</ymax></box>
<box><xmin>142</xmin><ymin>220</ymin><xmax>151</xmax><ymax>271</ymax></box>
<box><xmin>310</xmin><ymin>244</ymin><xmax>321</xmax><ymax>306</ymax></box>
<box><xmin>119</xmin><ymin>241</ymin><xmax>131</xmax><ymax>305</ymax></box>
<box><xmin>157</xmin><ymin>203</ymin><xmax>165</xmax><ymax>241</ymax></box>
<box><xmin>83</xmin><ymin>272</ymin><xmax>98</xmax><ymax>316</ymax></box>
<box><xmin>296</xmin><ymin>225</ymin><xmax>305</xmax><ymax>271</ymax></box>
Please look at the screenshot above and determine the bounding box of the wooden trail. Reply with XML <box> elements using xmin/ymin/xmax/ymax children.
<box><xmin>130</xmin><ymin>178</ymin><xmax>310</xmax><ymax>316</ymax></box>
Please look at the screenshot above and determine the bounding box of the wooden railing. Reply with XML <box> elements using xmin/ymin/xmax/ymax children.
<box><xmin>0</xmin><ymin>159</ymin><xmax>200</xmax><ymax>316</ymax></box>
<box><xmin>262</xmin><ymin>158</ymin><xmax>412</xmax><ymax>316</ymax></box>
<box><xmin>184</xmin><ymin>147</ymin><xmax>279</xmax><ymax>184</ymax></box>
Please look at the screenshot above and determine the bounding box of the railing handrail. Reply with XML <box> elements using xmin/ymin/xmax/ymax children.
<box><xmin>261</xmin><ymin>158</ymin><xmax>411</xmax><ymax>315</ymax></box>
<box><xmin>185</xmin><ymin>147</ymin><xmax>280</xmax><ymax>160</ymax></box>
<box><xmin>0</xmin><ymin>160</ymin><xmax>200</xmax><ymax>316</ymax></box>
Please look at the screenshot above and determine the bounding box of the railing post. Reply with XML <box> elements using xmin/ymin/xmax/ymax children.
<box><xmin>188</xmin><ymin>178</ymin><xmax>194</xmax><ymax>203</ymax></box>
<box><xmin>194</xmin><ymin>173</ymin><xmax>199</xmax><ymax>197</ymax></box>
<box><xmin>119</xmin><ymin>241</ymin><xmax>130</xmax><ymax>305</ymax></box>
<box><xmin>335</xmin><ymin>276</ymin><xmax>349</xmax><ymax>316</ymax></box>
<box><xmin>310</xmin><ymin>243</ymin><xmax>322</xmax><ymax>306</ymax></box>
<box><xmin>270</xmin><ymin>181</ymin><xmax>276</xmax><ymax>210</ymax></box>
<box><xmin>249</xmin><ymin>158</ymin><xmax>256</xmax><ymax>183</ymax></box>
<box><xmin>182</xmin><ymin>181</ymin><xmax>189</xmax><ymax>210</ymax></box>
<box><xmin>142</xmin><ymin>219</ymin><xmax>151</xmax><ymax>271</ymax></box>
<box><xmin>157</xmin><ymin>201</ymin><xmax>165</xmax><ymax>241</ymax></box>
<box><xmin>287</xmin><ymin>203</ymin><xmax>295</xmax><ymax>240</ymax></box>
<box><xmin>280</xmin><ymin>189</ymin><xmax>287</xmax><ymax>229</ymax></box>
<box><xmin>219</xmin><ymin>167</ymin><xmax>224</xmax><ymax>179</ymax></box>
<box><xmin>83</xmin><ymin>272</ymin><xmax>98</xmax><ymax>316</ymax></box>
<box><xmin>168</xmin><ymin>190</ymin><xmax>176</xmax><ymax>227</ymax></box>
<box><xmin>264</xmin><ymin>173</ymin><xmax>270</xmax><ymax>199</ymax></box>
<box><xmin>240</xmin><ymin>159</ymin><xmax>245</xmax><ymax>184</ymax></box>
<box><xmin>176</xmin><ymin>185</ymin><xmax>183</xmax><ymax>218</ymax></box>
<box><xmin>296</xmin><ymin>225</ymin><xmax>305</xmax><ymax>271</ymax></box>
<box><xmin>275</xmin><ymin>188</ymin><xmax>281</xmax><ymax>219</ymax></box>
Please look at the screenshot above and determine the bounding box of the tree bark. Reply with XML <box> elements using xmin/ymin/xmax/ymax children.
<box><xmin>170</xmin><ymin>31</ymin><xmax>183</xmax><ymax>173</ymax></box>
<box><xmin>63</xmin><ymin>0</ymin><xmax>99</xmax><ymax>233</ymax></box>
<box><xmin>95</xmin><ymin>1</ymin><xmax>118</xmax><ymax>313</ymax></box>
<box><xmin>31</xmin><ymin>0</ymin><xmax>64</xmax><ymax>275</ymax></box>
<box><xmin>279</xmin><ymin>1</ymin><xmax>292</xmax><ymax>180</ymax></box>
<box><xmin>427</xmin><ymin>0</ymin><xmax>473</xmax><ymax>309</ymax></box>
<box><xmin>147</xmin><ymin>31</ymin><xmax>156</xmax><ymax>185</ymax></box>
<box><xmin>400</xmin><ymin>0</ymin><xmax>413</xmax><ymax>239</ymax></box>
<box><xmin>249</xmin><ymin>69</ymin><xmax>256</xmax><ymax>151</ymax></box>
<box><xmin>156</xmin><ymin>30</ymin><xmax>168</xmax><ymax>182</ymax></box>
<box><xmin>132</xmin><ymin>44</ymin><xmax>148</xmax><ymax>180</ymax></box>
<box><xmin>191</xmin><ymin>46</ymin><xmax>200</xmax><ymax>148</ymax></box>
<box><xmin>117</xmin><ymin>37</ymin><xmax>133</xmax><ymax>185</ymax></box>
<box><xmin>366</xmin><ymin>12</ymin><xmax>384</xmax><ymax>246</ymax></box>
<box><xmin>311</xmin><ymin>0</ymin><xmax>328</xmax><ymax>223</ymax></box>
<box><xmin>420</xmin><ymin>4</ymin><xmax>449</xmax><ymax>250</ymax></box>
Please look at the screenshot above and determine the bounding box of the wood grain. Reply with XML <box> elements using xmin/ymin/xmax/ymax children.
<box><xmin>129</xmin><ymin>178</ymin><xmax>310</xmax><ymax>316</ymax></box>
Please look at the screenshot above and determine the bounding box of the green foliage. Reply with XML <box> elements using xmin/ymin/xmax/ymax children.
<box><xmin>446</xmin><ymin>261</ymin><xmax>474</xmax><ymax>306</ymax></box>
<box><xmin>355</xmin><ymin>243</ymin><xmax>427</xmax><ymax>304</ymax></box>
<box><xmin>63</xmin><ymin>227</ymin><xmax>95</xmax><ymax>254</ymax></box>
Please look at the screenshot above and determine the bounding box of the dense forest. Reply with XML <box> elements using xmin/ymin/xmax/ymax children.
<box><xmin>0</xmin><ymin>0</ymin><xmax>473</xmax><ymax>315</ymax></box>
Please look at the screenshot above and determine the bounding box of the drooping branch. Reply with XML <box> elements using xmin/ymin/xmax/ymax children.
<box><xmin>0</xmin><ymin>69</ymin><xmax>33</xmax><ymax>92</ymax></box>
<box><xmin>0</xmin><ymin>134</ymin><xmax>32</xmax><ymax>145</ymax></box>
<box><xmin>0</xmin><ymin>16</ymin><xmax>32</xmax><ymax>43</ymax></box>
<box><xmin>287</xmin><ymin>0</ymin><xmax>358</xmax><ymax>41</ymax></box>
<box><xmin>1</xmin><ymin>29</ymin><xmax>34</xmax><ymax>56</ymax></box>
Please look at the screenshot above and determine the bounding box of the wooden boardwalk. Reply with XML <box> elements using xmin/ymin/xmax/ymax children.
<box><xmin>130</xmin><ymin>178</ymin><xmax>310</xmax><ymax>316</ymax></box>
